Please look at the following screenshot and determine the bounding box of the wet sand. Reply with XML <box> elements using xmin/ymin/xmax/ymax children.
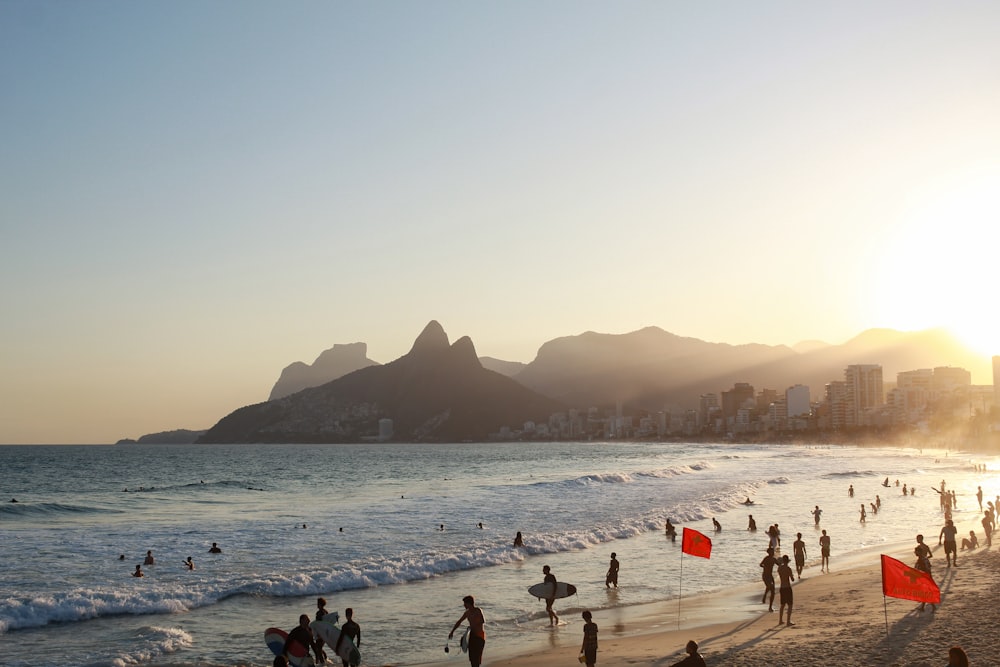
<box><xmin>423</xmin><ymin>516</ymin><xmax>997</xmax><ymax>667</ymax></box>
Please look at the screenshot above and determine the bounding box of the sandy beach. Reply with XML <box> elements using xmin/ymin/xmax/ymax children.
<box><xmin>427</xmin><ymin>516</ymin><xmax>997</xmax><ymax>667</ymax></box>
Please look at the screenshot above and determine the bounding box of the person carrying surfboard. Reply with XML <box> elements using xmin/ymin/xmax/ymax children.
<box><xmin>335</xmin><ymin>608</ymin><xmax>361</xmax><ymax>667</ymax></box>
<box><xmin>285</xmin><ymin>614</ymin><xmax>322</xmax><ymax>665</ymax></box>
<box><xmin>543</xmin><ymin>565</ymin><xmax>560</xmax><ymax>626</ymax></box>
<box><xmin>449</xmin><ymin>595</ymin><xmax>485</xmax><ymax>667</ymax></box>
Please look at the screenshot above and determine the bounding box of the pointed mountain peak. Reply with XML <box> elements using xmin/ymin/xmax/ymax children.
<box><xmin>450</xmin><ymin>335</ymin><xmax>482</xmax><ymax>368</ymax></box>
<box><xmin>409</xmin><ymin>320</ymin><xmax>450</xmax><ymax>355</ymax></box>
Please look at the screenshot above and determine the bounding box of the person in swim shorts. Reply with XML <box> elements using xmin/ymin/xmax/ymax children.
<box><xmin>449</xmin><ymin>595</ymin><xmax>485</xmax><ymax>667</ymax></box>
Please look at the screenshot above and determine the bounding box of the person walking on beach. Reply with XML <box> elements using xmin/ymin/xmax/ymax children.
<box><xmin>747</xmin><ymin>514</ymin><xmax>756</xmax><ymax>531</ymax></box>
<box><xmin>542</xmin><ymin>565</ymin><xmax>560</xmax><ymax>626</ymax></box>
<box><xmin>712</xmin><ymin>517</ymin><xmax>721</xmax><ymax>532</ymax></box>
<box><xmin>913</xmin><ymin>535</ymin><xmax>935</xmax><ymax>612</ymax></box>
<box><xmin>759</xmin><ymin>548</ymin><xmax>776</xmax><ymax>612</ymax></box>
<box><xmin>777</xmin><ymin>555</ymin><xmax>795</xmax><ymax>626</ymax></box>
<box><xmin>982</xmin><ymin>511</ymin><xmax>993</xmax><ymax>547</ymax></box>
<box><xmin>668</xmin><ymin>640</ymin><xmax>707</xmax><ymax>667</ymax></box>
<box><xmin>449</xmin><ymin>595</ymin><xmax>485</xmax><ymax>667</ymax></box>
<box><xmin>811</xmin><ymin>505</ymin><xmax>822</xmax><ymax>525</ymax></box>
<box><xmin>792</xmin><ymin>533</ymin><xmax>807</xmax><ymax>576</ymax></box>
<box><xmin>605</xmin><ymin>553</ymin><xmax>619</xmax><ymax>589</ymax></box>
<box><xmin>848</xmin><ymin>484</ymin><xmax>854</xmax><ymax>498</ymax></box>
<box><xmin>579</xmin><ymin>610</ymin><xmax>598</xmax><ymax>667</ymax></box>
<box><xmin>939</xmin><ymin>518</ymin><xmax>959</xmax><ymax>567</ymax></box>
<box><xmin>336</xmin><ymin>608</ymin><xmax>361</xmax><ymax>667</ymax></box>
<box><xmin>819</xmin><ymin>530</ymin><xmax>831</xmax><ymax>572</ymax></box>
<box><xmin>977</xmin><ymin>486</ymin><xmax>983</xmax><ymax>512</ymax></box>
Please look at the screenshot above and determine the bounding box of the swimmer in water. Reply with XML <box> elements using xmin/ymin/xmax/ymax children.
<box><xmin>183</xmin><ymin>557</ymin><xmax>194</xmax><ymax>570</ymax></box>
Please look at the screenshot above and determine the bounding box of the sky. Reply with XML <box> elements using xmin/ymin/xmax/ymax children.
<box><xmin>2</xmin><ymin>1</ymin><xmax>998</xmax><ymax>444</ymax></box>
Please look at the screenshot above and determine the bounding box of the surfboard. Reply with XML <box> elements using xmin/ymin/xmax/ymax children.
<box><xmin>460</xmin><ymin>626</ymin><xmax>471</xmax><ymax>653</ymax></box>
<box><xmin>264</xmin><ymin>627</ymin><xmax>315</xmax><ymax>667</ymax></box>
<box><xmin>528</xmin><ymin>581</ymin><xmax>577</xmax><ymax>599</ymax></box>
<box><xmin>311</xmin><ymin>618</ymin><xmax>361</xmax><ymax>667</ymax></box>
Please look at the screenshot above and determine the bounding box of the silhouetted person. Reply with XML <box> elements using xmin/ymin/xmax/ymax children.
<box><xmin>336</xmin><ymin>607</ymin><xmax>361</xmax><ymax>667</ymax></box>
<box><xmin>542</xmin><ymin>565</ymin><xmax>559</xmax><ymax>625</ymax></box>
<box><xmin>819</xmin><ymin>529</ymin><xmax>831</xmax><ymax>572</ymax></box>
<box><xmin>513</xmin><ymin>532</ymin><xmax>524</xmax><ymax>548</ymax></box>
<box><xmin>669</xmin><ymin>640</ymin><xmax>707</xmax><ymax>667</ymax></box>
<box><xmin>759</xmin><ymin>548</ymin><xmax>776</xmax><ymax>612</ymax></box>
<box><xmin>605</xmin><ymin>552</ymin><xmax>619</xmax><ymax>588</ymax></box>
<box><xmin>777</xmin><ymin>555</ymin><xmax>795</xmax><ymax>625</ymax></box>
<box><xmin>579</xmin><ymin>610</ymin><xmax>598</xmax><ymax>667</ymax></box>
<box><xmin>792</xmin><ymin>533</ymin><xmax>807</xmax><ymax>576</ymax></box>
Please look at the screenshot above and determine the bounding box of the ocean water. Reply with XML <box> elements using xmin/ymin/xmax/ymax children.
<box><xmin>0</xmin><ymin>441</ymin><xmax>993</xmax><ymax>667</ymax></box>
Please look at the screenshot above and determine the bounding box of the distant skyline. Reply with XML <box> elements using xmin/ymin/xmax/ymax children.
<box><xmin>2</xmin><ymin>2</ymin><xmax>998</xmax><ymax>444</ymax></box>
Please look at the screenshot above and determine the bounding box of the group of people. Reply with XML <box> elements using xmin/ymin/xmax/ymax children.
<box><xmin>447</xmin><ymin>587</ymin><xmax>705</xmax><ymax>667</ymax></box>
<box><xmin>129</xmin><ymin>543</ymin><xmax>222</xmax><ymax>578</ymax></box>
<box><xmin>277</xmin><ymin>598</ymin><xmax>361</xmax><ymax>667</ymax></box>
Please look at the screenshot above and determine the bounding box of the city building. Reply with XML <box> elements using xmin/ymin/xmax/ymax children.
<box><xmin>844</xmin><ymin>364</ymin><xmax>884</xmax><ymax>427</ymax></box>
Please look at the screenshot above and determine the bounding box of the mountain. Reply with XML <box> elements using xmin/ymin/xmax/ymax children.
<box><xmin>513</xmin><ymin>326</ymin><xmax>991</xmax><ymax>412</ymax></box>
<box><xmin>479</xmin><ymin>356</ymin><xmax>527</xmax><ymax>377</ymax></box>
<box><xmin>269</xmin><ymin>342</ymin><xmax>379</xmax><ymax>400</ymax></box>
<box><xmin>200</xmin><ymin>321</ymin><xmax>563</xmax><ymax>443</ymax></box>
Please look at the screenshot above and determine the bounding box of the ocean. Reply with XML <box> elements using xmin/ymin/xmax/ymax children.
<box><xmin>0</xmin><ymin>441</ymin><xmax>991</xmax><ymax>667</ymax></box>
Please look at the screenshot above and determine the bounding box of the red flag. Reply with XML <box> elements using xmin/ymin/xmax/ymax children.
<box><xmin>880</xmin><ymin>554</ymin><xmax>940</xmax><ymax>604</ymax></box>
<box><xmin>681</xmin><ymin>527</ymin><xmax>712</xmax><ymax>559</ymax></box>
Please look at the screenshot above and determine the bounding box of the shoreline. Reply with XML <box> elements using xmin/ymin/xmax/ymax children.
<box><xmin>419</xmin><ymin>515</ymin><xmax>997</xmax><ymax>667</ymax></box>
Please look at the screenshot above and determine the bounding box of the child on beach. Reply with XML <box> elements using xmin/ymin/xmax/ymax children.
<box><xmin>580</xmin><ymin>610</ymin><xmax>598</xmax><ymax>667</ymax></box>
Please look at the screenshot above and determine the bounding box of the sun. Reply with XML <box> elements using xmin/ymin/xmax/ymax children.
<box><xmin>872</xmin><ymin>167</ymin><xmax>999</xmax><ymax>358</ymax></box>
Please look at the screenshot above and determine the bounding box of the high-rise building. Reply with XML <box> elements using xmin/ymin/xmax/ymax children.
<box><xmin>844</xmin><ymin>365</ymin><xmax>883</xmax><ymax>427</ymax></box>
<box><xmin>786</xmin><ymin>384</ymin><xmax>810</xmax><ymax>418</ymax></box>
<box><xmin>825</xmin><ymin>381</ymin><xmax>848</xmax><ymax>429</ymax></box>
<box><xmin>721</xmin><ymin>382</ymin><xmax>755</xmax><ymax>419</ymax></box>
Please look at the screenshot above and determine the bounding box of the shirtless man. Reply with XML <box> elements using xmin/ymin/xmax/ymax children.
<box><xmin>284</xmin><ymin>614</ymin><xmax>322</xmax><ymax>664</ymax></box>
<box><xmin>450</xmin><ymin>595</ymin><xmax>486</xmax><ymax>667</ymax></box>
<box><xmin>792</xmin><ymin>533</ymin><xmax>807</xmax><ymax>576</ymax></box>
<box><xmin>143</xmin><ymin>550</ymin><xmax>155</xmax><ymax>565</ymax></box>
<box><xmin>819</xmin><ymin>529</ymin><xmax>831</xmax><ymax>572</ymax></box>
<box><xmin>542</xmin><ymin>565</ymin><xmax>560</xmax><ymax>625</ymax></box>
<box><xmin>939</xmin><ymin>518</ymin><xmax>959</xmax><ymax>567</ymax></box>
<box><xmin>777</xmin><ymin>555</ymin><xmax>795</xmax><ymax>625</ymax></box>
<box><xmin>811</xmin><ymin>505</ymin><xmax>822</xmax><ymax>526</ymax></box>
<box><xmin>605</xmin><ymin>552</ymin><xmax>619</xmax><ymax>589</ymax></box>
<box><xmin>759</xmin><ymin>548</ymin><xmax>776</xmax><ymax>612</ymax></box>
<box><xmin>336</xmin><ymin>608</ymin><xmax>361</xmax><ymax>667</ymax></box>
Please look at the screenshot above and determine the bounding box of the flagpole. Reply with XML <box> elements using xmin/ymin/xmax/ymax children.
<box><xmin>678</xmin><ymin>548</ymin><xmax>683</xmax><ymax>629</ymax></box>
<box><xmin>883</xmin><ymin>595</ymin><xmax>889</xmax><ymax>635</ymax></box>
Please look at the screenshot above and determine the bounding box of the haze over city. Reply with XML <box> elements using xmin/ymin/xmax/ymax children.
<box><xmin>2</xmin><ymin>1</ymin><xmax>997</xmax><ymax>444</ymax></box>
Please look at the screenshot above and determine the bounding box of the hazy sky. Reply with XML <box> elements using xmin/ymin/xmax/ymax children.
<box><xmin>2</xmin><ymin>1</ymin><xmax>998</xmax><ymax>444</ymax></box>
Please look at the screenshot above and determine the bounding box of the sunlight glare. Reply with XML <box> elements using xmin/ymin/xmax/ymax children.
<box><xmin>875</xmin><ymin>167</ymin><xmax>999</xmax><ymax>357</ymax></box>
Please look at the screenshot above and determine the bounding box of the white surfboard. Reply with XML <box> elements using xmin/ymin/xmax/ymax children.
<box><xmin>460</xmin><ymin>626</ymin><xmax>471</xmax><ymax>653</ymax></box>
<box><xmin>310</xmin><ymin>618</ymin><xmax>361</xmax><ymax>667</ymax></box>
